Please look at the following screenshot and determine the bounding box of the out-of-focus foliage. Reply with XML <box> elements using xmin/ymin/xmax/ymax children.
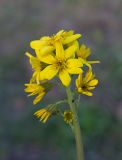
<box><xmin>0</xmin><ymin>0</ymin><xmax>122</xmax><ymax>160</ymax></box>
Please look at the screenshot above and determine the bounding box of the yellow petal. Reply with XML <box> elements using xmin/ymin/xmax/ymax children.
<box><xmin>63</xmin><ymin>34</ymin><xmax>81</xmax><ymax>44</ymax></box>
<box><xmin>41</xmin><ymin>65</ymin><xmax>58</xmax><ymax>80</ymax></box>
<box><xmin>29</xmin><ymin>73</ymin><xmax>36</xmax><ymax>83</ymax></box>
<box><xmin>67</xmin><ymin>68</ymin><xmax>83</xmax><ymax>74</ymax></box>
<box><xmin>35</xmin><ymin>109</ymin><xmax>47</xmax><ymax>117</ymax></box>
<box><xmin>56</xmin><ymin>30</ymin><xmax>64</xmax><ymax>36</ymax></box>
<box><xmin>77</xmin><ymin>87</ymin><xmax>93</xmax><ymax>96</ymax></box>
<box><xmin>59</xmin><ymin>70</ymin><xmax>71</xmax><ymax>86</ymax></box>
<box><xmin>29</xmin><ymin>71</ymin><xmax>41</xmax><ymax>84</ymax></box>
<box><xmin>65</xmin><ymin>41</ymin><xmax>78</xmax><ymax>59</ymax></box>
<box><xmin>43</xmin><ymin>113</ymin><xmax>50</xmax><ymax>123</ymax></box>
<box><xmin>35</xmin><ymin>47</ymin><xmax>55</xmax><ymax>60</ymax></box>
<box><xmin>34</xmin><ymin>109</ymin><xmax>45</xmax><ymax>117</ymax></box>
<box><xmin>77</xmin><ymin>87</ymin><xmax>83</xmax><ymax>93</ymax></box>
<box><xmin>84</xmin><ymin>70</ymin><xmax>93</xmax><ymax>83</ymax></box>
<box><xmin>24</xmin><ymin>84</ymin><xmax>43</xmax><ymax>92</ymax></box>
<box><xmin>33</xmin><ymin>92</ymin><xmax>45</xmax><ymax>105</ymax></box>
<box><xmin>40</xmin><ymin>112</ymin><xmax>47</xmax><ymax>120</ymax></box>
<box><xmin>78</xmin><ymin>74</ymin><xmax>83</xmax><ymax>82</ymax></box>
<box><xmin>67</xmin><ymin>30</ymin><xmax>74</xmax><ymax>36</ymax></box>
<box><xmin>26</xmin><ymin>52</ymin><xmax>39</xmax><ymax>67</ymax></box>
<box><xmin>88</xmin><ymin>79</ymin><xmax>98</xmax><ymax>86</ymax></box>
<box><xmin>75</xmin><ymin>74</ymin><xmax>82</xmax><ymax>88</ymax></box>
<box><xmin>30</xmin><ymin>40</ymin><xmax>45</xmax><ymax>49</ymax></box>
<box><xmin>30</xmin><ymin>59</ymin><xmax>40</xmax><ymax>70</ymax></box>
<box><xmin>82</xmin><ymin>91</ymin><xmax>93</xmax><ymax>96</ymax></box>
<box><xmin>25</xmin><ymin>52</ymin><xmax>33</xmax><ymax>58</ymax></box>
<box><xmin>36</xmin><ymin>72</ymin><xmax>41</xmax><ymax>84</ymax></box>
<box><xmin>40</xmin><ymin>36</ymin><xmax>51</xmax><ymax>41</ymax></box>
<box><xmin>35</xmin><ymin>49</ymin><xmax>41</xmax><ymax>59</ymax></box>
<box><xmin>40</xmin><ymin>54</ymin><xmax>56</xmax><ymax>64</ymax></box>
<box><xmin>55</xmin><ymin>42</ymin><xmax>65</xmax><ymax>60</ymax></box>
<box><xmin>87</xmin><ymin>86</ymin><xmax>95</xmax><ymax>90</ymax></box>
<box><xmin>41</xmin><ymin>46</ymin><xmax>55</xmax><ymax>55</ymax></box>
<box><xmin>34</xmin><ymin>108</ymin><xmax>51</xmax><ymax>123</ymax></box>
<box><xmin>67</xmin><ymin>59</ymin><xmax>83</xmax><ymax>68</ymax></box>
<box><xmin>26</xmin><ymin>52</ymin><xmax>42</xmax><ymax>72</ymax></box>
<box><xmin>39</xmin><ymin>71</ymin><xmax>47</xmax><ymax>81</ymax></box>
<box><xmin>30</xmin><ymin>71</ymin><xmax>41</xmax><ymax>83</ymax></box>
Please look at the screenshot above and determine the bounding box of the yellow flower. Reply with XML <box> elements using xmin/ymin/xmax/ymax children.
<box><xmin>77</xmin><ymin>44</ymin><xmax>100</xmax><ymax>69</ymax></box>
<box><xmin>51</xmin><ymin>30</ymin><xmax>81</xmax><ymax>45</ymax></box>
<box><xmin>30</xmin><ymin>30</ymin><xmax>81</xmax><ymax>57</ymax></box>
<box><xmin>76</xmin><ymin>70</ymin><xmax>98</xmax><ymax>96</ymax></box>
<box><xmin>63</xmin><ymin>111</ymin><xmax>73</xmax><ymax>124</ymax></box>
<box><xmin>34</xmin><ymin>108</ymin><xmax>51</xmax><ymax>123</ymax></box>
<box><xmin>26</xmin><ymin>52</ymin><xmax>44</xmax><ymax>83</ymax></box>
<box><xmin>77</xmin><ymin>44</ymin><xmax>91</xmax><ymax>59</ymax></box>
<box><xmin>24</xmin><ymin>83</ymin><xmax>45</xmax><ymax>105</ymax></box>
<box><xmin>39</xmin><ymin>43</ymin><xmax>83</xmax><ymax>86</ymax></box>
<box><xmin>34</xmin><ymin>104</ymin><xmax>58</xmax><ymax>123</ymax></box>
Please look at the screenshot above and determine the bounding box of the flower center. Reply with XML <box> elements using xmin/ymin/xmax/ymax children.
<box><xmin>65</xmin><ymin>112</ymin><xmax>72</xmax><ymax>120</ymax></box>
<box><xmin>81</xmin><ymin>83</ymin><xmax>88</xmax><ymax>91</ymax></box>
<box><xmin>56</xmin><ymin>60</ymin><xmax>67</xmax><ymax>71</ymax></box>
<box><xmin>64</xmin><ymin>111</ymin><xmax>73</xmax><ymax>123</ymax></box>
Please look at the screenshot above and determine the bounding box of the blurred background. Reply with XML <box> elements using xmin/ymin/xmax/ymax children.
<box><xmin>0</xmin><ymin>0</ymin><xmax>122</xmax><ymax>160</ymax></box>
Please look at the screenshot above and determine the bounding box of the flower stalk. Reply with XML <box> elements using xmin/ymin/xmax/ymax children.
<box><xmin>66</xmin><ymin>86</ymin><xmax>84</xmax><ymax>160</ymax></box>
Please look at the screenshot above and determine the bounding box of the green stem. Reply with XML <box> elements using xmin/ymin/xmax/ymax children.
<box><xmin>66</xmin><ymin>86</ymin><xmax>84</xmax><ymax>160</ymax></box>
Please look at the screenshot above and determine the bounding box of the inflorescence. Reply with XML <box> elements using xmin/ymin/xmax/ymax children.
<box><xmin>24</xmin><ymin>30</ymin><xmax>99</xmax><ymax>123</ymax></box>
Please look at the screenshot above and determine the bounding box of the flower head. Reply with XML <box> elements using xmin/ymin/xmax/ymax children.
<box><xmin>77</xmin><ymin>44</ymin><xmax>100</xmax><ymax>69</ymax></box>
<box><xmin>26</xmin><ymin>52</ymin><xmax>43</xmax><ymax>83</ymax></box>
<box><xmin>39</xmin><ymin>42</ymin><xmax>83</xmax><ymax>86</ymax></box>
<box><xmin>51</xmin><ymin>30</ymin><xmax>81</xmax><ymax>45</ymax></box>
<box><xmin>77</xmin><ymin>44</ymin><xmax>91</xmax><ymax>59</ymax></box>
<box><xmin>24</xmin><ymin>83</ymin><xmax>45</xmax><ymax>105</ymax></box>
<box><xmin>63</xmin><ymin>111</ymin><xmax>73</xmax><ymax>124</ymax></box>
<box><xmin>30</xmin><ymin>30</ymin><xmax>81</xmax><ymax>57</ymax></box>
<box><xmin>76</xmin><ymin>70</ymin><xmax>98</xmax><ymax>96</ymax></box>
<box><xmin>34</xmin><ymin>104</ymin><xmax>59</xmax><ymax>123</ymax></box>
<box><xmin>34</xmin><ymin>108</ymin><xmax>51</xmax><ymax>123</ymax></box>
